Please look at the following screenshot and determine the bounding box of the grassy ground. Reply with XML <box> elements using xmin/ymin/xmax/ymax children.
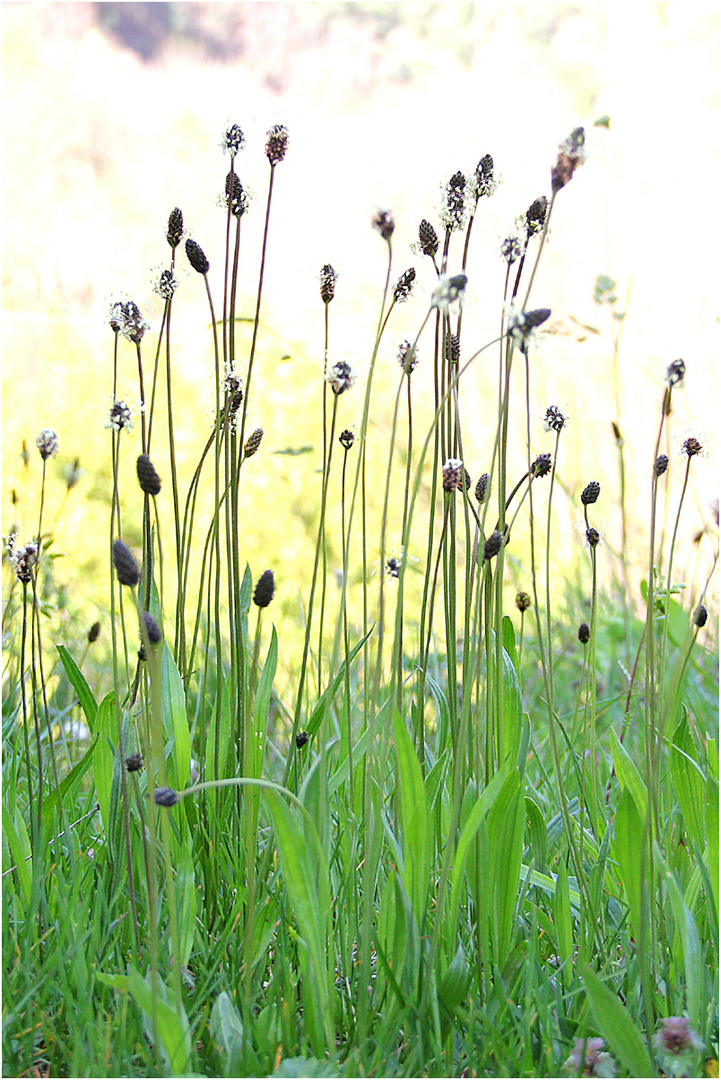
<box><xmin>2</xmin><ymin>110</ymin><xmax>719</xmax><ymax>1080</ymax></box>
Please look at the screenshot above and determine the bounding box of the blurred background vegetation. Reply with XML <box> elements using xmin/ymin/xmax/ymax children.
<box><xmin>3</xmin><ymin>2</ymin><xmax>718</xmax><ymax>690</ymax></box>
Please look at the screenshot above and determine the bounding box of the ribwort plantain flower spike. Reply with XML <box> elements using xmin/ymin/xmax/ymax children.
<box><xmin>551</xmin><ymin>127</ymin><xmax>587</xmax><ymax>193</ymax></box>
<box><xmin>325</xmin><ymin>361</ymin><xmax>356</xmax><ymax>395</ymax></box>
<box><xmin>185</xmin><ymin>238</ymin><xmax>210</xmax><ymax>275</ymax></box>
<box><xmin>693</xmin><ymin>605</ymin><xmax>708</xmax><ymax>628</ymax></box>
<box><xmin>483</xmin><ymin>530</ymin><xmax>504</xmax><ymax>561</ymax></box>
<box><xmin>472</xmin><ymin>154</ymin><xmax>497</xmax><ymax>199</ymax></box>
<box><xmin>319</xmin><ymin>264</ymin><xmax>337</xmax><ymax>304</ymax></box>
<box><xmin>295</xmin><ymin>731</ymin><xmax>309</xmax><ymax>749</ymax></box>
<box><xmin>666</xmin><ymin>359</ymin><xmax>686</xmax><ymax>387</ymax></box>
<box><xmin>440</xmin><ymin>170</ymin><xmax>468</xmax><ymax>232</ymax></box>
<box><xmin>167</xmin><ymin>207</ymin><xmax>184</xmax><ymax>248</ymax></box>
<box><xmin>508</xmin><ymin>307</ymin><xmax>551</xmax><ymax>352</ymax></box>
<box><xmin>6</xmin><ymin>535</ymin><xmax>38</xmax><ymax>584</ymax></box>
<box><xmin>442</xmin><ymin>458</ymin><xmax>464</xmax><ymax>492</ymax></box>
<box><xmin>525</xmin><ymin>196</ymin><xmax>548</xmax><ymax>237</ymax></box>
<box><xmin>253</xmin><ymin>569</ymin><xmax>275</xmax><ymax>608</ymax></box>
<box><xmin>418</xmin><ymin>219</ymin><xmax>439</xmax><ymax>257</ymax></box>
<box><xmin>543</xmin><ymin>404</ymin><xmax>570</xmax><ymax>433</ymax></box>
<box><xmin>141</xmin><ymin>612</ymin><xmax>162</xmax><ymax>645</ymax></box>
<box><xmin>339</xmin><ymin>429</ymin><xmax>356</xmax><ymax>450</ymax></box>
<box><xmin>578</xmin><ymin>623</ymin><xmax>590</xmax><ymax>644</ymax></box>
<box><xmin>431</xmin><ymin>274</ymin><xmax>467</xmax><ymax>314</ymax></box>
<box><xmin>681</xmin><ymin>434</ymin><xmax>704</xmax><ymax>458</ymax></box>
<box><xmin>225</xmin><ymin>173</ymin><xmax>249</xmax><ymax>217</ymax></box>
<box><xmin>655</xmin><ymin>454</ymin><xmax>669</xmax><ymax>477</ymax></box>
<box><xmin>220</xmin><ymin>123</ymin><xmax>245</xmax><ymax>156</ymax></box>
<box><xmin>501</xmin><ymin>235</ymin><xmax>523</xmax><ymax>265</ymax></box>
<box><xmin>113</xmin><ymin>539</ymin><xmax>140</xmax><ymax>588</ymax></box>
<box><xmin>581</xmin><ymin>481</ymin><xmax>601</xmax><ymax>505</ymax></box>
<box><xmin>36</xmin><ymin>428</ymin><xmax>59</xmax><ymax>461</ymax></box>
<box><xmin>126</xmin><ymin>752</ymin><xmax>143</xmax><ymax>773</ymax></box>
<box><xmin>397</xmin><ymin>341</ymin><xmax>418</xmax><ymax>374</ymax></box>
<box><xmin>265</xmin><ymin>124</ymin><xmax>289</xmax><ymax>165</ymax></box>
<box><xmin>531</xmin><ymin>454</ymin><xmax>552</xmax><ymax>478</ymax></box>
<box><xmin>154</xmin><ymin>787</ymin><xmax>180</xmax><ymax>807</ymax></box>
<box><xmin>372</xmin><ymin>209</ymin><xmax>395</xmax><ymax>240</ymax></box>
<box><xmin>88</xmin><ymin>621</ymin><xmax>101</xmax><ymax>644</ymax></box>
<box><xmin>475</xmin><ymin>473</ymin><xmax>490</xmax><ymax>503</ymax></box>
<box><xmin>244</xmin><ymin>428</ymin><xmax>264</xmax><ymax>458</ymax></box>
<box><xmin>515</xmin><ymin>591</ymin><xmax>531</xmax><ymax>612</ymax></box>
<box><xmin>393</xmin><ymin>268</ymin><xmax>416</xmax><ymax>303</ymax></box>
<box><xmin>137</xmin><ymin>454</ymin><xmax>161</xmax><ymax>496</ymax></box>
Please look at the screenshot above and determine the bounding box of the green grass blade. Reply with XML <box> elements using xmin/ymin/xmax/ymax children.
<box><xmin>56</xmin><ymin>644</ymin><xmax>98</xmax><ymax>731</ymax></box>
<box><xmin>580</xmin><ymin>964</ymin><xmax>656</xmax><ymax>1077</ymax></box>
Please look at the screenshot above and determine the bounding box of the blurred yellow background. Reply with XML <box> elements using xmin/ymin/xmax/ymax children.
<box><xmin>3</xmin><ymin>2</ymin><xmax>718</xmax><ymax>658</ymax></box>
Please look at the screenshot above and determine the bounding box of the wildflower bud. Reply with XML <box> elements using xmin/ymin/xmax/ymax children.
<box><xmin>398</xmin><ymin>341</ymin><xmax>418</xmax><ymax>374</ymax></box>
<box><xmin>296</xmin><ymin>731</ymin><xmax>309</xmax><ymax>749</ymax></box>
<box><xmin>551</xmin><ymin>127</ymin><xmax>587</xmax><ymax>193</ymax></box>
<box><xmin>693</xmin><ymin>605</ymin><xmax>708</xmax><ymax>628</ymax></box>
<box><xmin>442</xmin><ymin>458</ymin><xmax>464</xmax><ymax>492</ymax></box>
<box><xmin>167</xmin><ymin>207</ymin><xmax>184</xmax><ymax>248</ymax></box>
<box><xmin>339</xmin><ymin>429</ymin><xmax>356</xmax><ymax>450</ymax></box>
<box><xmin>515</xmin><ymin>591</ymin><xmax>531</xmax><ymax>612</ymax></box>
<box><xmin>501</xmin><ymin>236</ymin><xmax>522</xmax><ymax>265</ymax></box>
<box><xmin>126</xmin><ymin>752</ymin><xmax>143</xmax><ymax>773</ymax></box>
<box><xmin>525</xmin><ymin>196</ymin><xmax>548</xmax><ymax>236</ymax></box>
<box><xmin>653</xmin><ymin>1016</ymin><xmax>704</xmax><ymax>1058</ymax></box>
<box><xmin>88</xmin><ymin>621</ymin><xmax>101</xmax><ymax>644</ymax></box>
<box><xmin>244</xmin><ymin>428</ymin><xmax>264</xmax><ymax>458</ymax></box>
<box><xmin>474</xmin><ymin>154</ymin><xmax>495</xmax><ymax>197</ymax></box>
<box><xmin>386</xmin><ymin>555</ymin><xmax>402</xmax><ymax>578</ymax></box>
<box><xmin>666</xmin><ymin>359</ymin><xmax>685</xmax><ymax>386</ymax></box>
<box><xmin>483</xmin><ymin>530</ymin><xmax>503</xmax><ymax>560</ymax></box>
<box><xmin>113</xmin><ymin>539</ymin><xmax>140</xmax><ymax>588</ymax></box>
<box><xmin>585</xmin><ymin>527</ymin><xmax>601</xmax><ymax>548</ymax></box>
<box><xmin>655</xmin><ymin>454</ymin><xmax>669</xmax><ymax>477</ymax></box>
<box><xmin>578</xmin><ymin>622</ymin><xmax>590</xmax><ymax>644</ymax></box>
<box><xmin>185</xmin><ymin>238</ymin><xmax>209</xmax><ymax>275</ymax></box>
<box><xmin>682</xmin><ymin>436</ymin><xmax>703</xmax><ymax>457</ymax></box>
<box><xmin>36</xmin><ymin>429</ymin><xmax>59</xmax><ymax>461</ymax></box>
<box><xmin>141</xmin><ymin>612</ymin><xmax>162</xmax><ymax>645</ymax></box>
<box><xmin>475</xmin><ymin>473</ymin><xmax>489</xmax><ymax>503</ymax></box>
<box><xmin>581</xmin><ymin>481</ymin><xmax>601</xmax><ymax>505</ymax></box>
<box><xmin>393</xmin><ymin>268</ymin><xmax>416</xmax><ymax>303</ymax></box>
<box><xmin>372</xmin><ymin>209</ymin><xmax>395</xmax><ymax>240</ymax></box>
<box><xmin>531</xmin><ymin>454</ymin><xmax>552</xmax><ymax>478</ymax></box>
<box><xmin>253</xmin><ymin>569</ymin><xmax>275</xmax><ymax>608</ymax></box>
<box><xmin>265</xmin><ymin>124</ymin><xmax>289</xmax><ymax>165</ymax></box>
<box><xmin>319</xmin><ymin>264</ymin><xmax>337</xmax><ymax>304</ymax></box>
<box><xmin>154</xmin><ymin>787</ymin><xmax>180</xmax><ymax>807</ymax></box>
<box><xmin>136</xmin><ymin>454</ymin><xmax>161</xmax><ymax>496</ymax></box>
<box><xmin>418</xmin><ymin>219</ymin><xmax>439</xmax><ymax>256</ymax></box>
<box><xmin>611</xmin><ymin>421</ymin><xmax>623</xmax><ymax>446</ymax></box>
<box><xmin>325</xmin><ymin>361</ymin><xmax>356</xmax><ymax>395</ymax></box>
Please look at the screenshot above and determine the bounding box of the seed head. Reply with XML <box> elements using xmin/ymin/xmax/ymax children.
<box><xmin>325</xmin><ymin>360</ymin><xmax>356</xmax><ymax>395</ymax></box>
<box><xmin>551</xmin><ymin>127</ymin><xmax>587</xmax><ymax>193</ymax></box>
<box><xmin>6</xmin><ymin>535</ymin><xmax>38</xmax><ymax>584</ymax></box>
<box><xmin>525</xmin><ymin>196</ymin><xmax>548</xmax><ymax>237</ymax></box>
<box><xmin>225</xmin><ymin>172</ymin><xmax>249</xmax><ymax>217</ymax></box>
<box><xmin>581</xmin><ymin>481</ymin><xmax>601</xmax><ymax>505</ymax></box>
<box><xmin>515</xmin><ymin>591</ymin><xmax>531</xmax><ymax>612</ymax></box>
<box><xmin>136</xmin><ymin>454</ymin><xmax>161</xmax><ymax>496</ymax></box>
<box><xmin>185</xmin><ymin>238</ymin><xmax>210</xmax><ymax>275</ymax></box>
<box><xmin>265</xmin><ymin>124</ymin><xmax>289</xmax><ymax>165</ymax></box>
<box><xmin>431</xmin><ymin>273</ymin><xmax>467</xmax><ymax>314</ymax></box>
<box><xmin>418</xmin><ymin>219</ymin><xmax>439</xmax><ymax>257</ymax></box>
<box><xmin>220</xmin><ymin>123</ymin><xmax>245</xmax><ymax>156</ymax></box>
<box><xmin>681</xmin><ymin>435</ymin><xmax>703</xmax><ymax>458</ymax></box>
<box><xmin>543</xmin><ymin>404</ymin><xmax>570</xmax><ymax>433</ymax></box>
<box><xmin>473</xmin><ymin>154</ymin><xmax>497</xmax><ymax>198</ymax></box>
<box><xmin>372</xmin><ymin>209</ymin><xmax>395</xmax><ymax>240</ymax></box>
<box><xmin>126</xmin><ymin>752</ymin><xmax>143</xmax><ymax>773</ymax></box>
<box><xmin>88</xmin><ymin>620</ymin><xmax>101</xmax><ymax>644</ymax></box>
<box><xmin>655</xmin><ymin>454</ymin><xmax>669</xmax><ymax>477</ymax></box>
<box><xmin>563</xmin><ymin>1037</ymin><xmax>616</xmax><ymax>1077</ymax></box>
<box><xmin>666</xmin><ymin>359</ymin><xmax>686</xmax><ymax>386</ymax></box>
<box><xmin>578</xmin><ymin>622</ymin><xmax>590</xmax><ymax>644</ymax></box>
<box><xmin>397</xmin><ymin>340</ymin><xmax>418</xmax><ymax>374</ymax></box>
<box><xmin>154</xmin><ymin>787</ymin><xmax>180</xmax><ymax>807</ymax></box>
<box><xmin>442</xmin><ymin>458</ymin><xmax>464</xmax><ymax>492</ymax></box>
<box><xmin>253</xmin><ymin>569</ymin><xmax>275</xmax><ymax>608</ymax></box>
<box><xmin>319</xmin><ymin>264</ymin><xmax>337</xmax><ymax>304</ymax></box>
<box><xmin>393</xmin><ymin>268</ymin><xmax>416</xmax><ymax>303</ymax></box>
<box><xmin>141</xmin><ymin>612</ymin><xmax>162</xmax><ymax>645</ymax></box>
<box><xmin>475</xmin><ymin>473</ymin><xmax>490</xmax><ymax>503</ymax></box>
<box><xmin>167</xmin><ymin>207</ymin><xmax>184</xmax><ymax>248</ymax></box>
<box><xmin>113</xmin><ymin>539</ymin><xmax>140</xmax><ymax>587</ymax></box>
<box><xmin>693</xmin><ymin>605</ymin><xmax>708</xmax><ymax>628</ymax></box>
<box><xmin>501</xmin><ymin>236</ymin><xmax>523</xmax><ymax>265</ymax></box>
<box><xmin>483</xmin><ymin>530</ymin><xmax>504</xmax><ymax>560</ymax></box>
<box><xmin>531</xmin><ymin>454</ymin><xmax>552</xmax><ymax>478</ymax></box>
<box><xmin>339</xmin><ymin>429</ymin><xmax>356</xmax><ymax>450</ymax></box>
<box><xmin>653</xmin><ymin>1017</ymin><xmax>704</xmax><ymax>1058</ymax></box>
<box><xmin>295</xmin><ymin>731</ymin><xmax>309</xmax><ymax>749</ymax></box>
<box><xmin>440</xmin><ymin>170</ymin><xmax>468</xmax><ymax>232</ymax></box>
<box><xmin>36</xmin><ymin>429</ymin><xmax>59</xmax><ymax>461</ymax></box>
<box><xmin>244</xmin><ymin>428</ymin><xmax>264</xmax><ymax>458</ymax></box>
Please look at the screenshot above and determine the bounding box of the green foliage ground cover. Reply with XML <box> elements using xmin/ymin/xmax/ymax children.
<box><xmin>2</xmin><ymin>122</ymin><xmax>718</xmax><ymax>1079</ymax></box>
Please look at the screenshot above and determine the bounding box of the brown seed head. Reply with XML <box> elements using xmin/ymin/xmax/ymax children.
<box><xmin>253</xmin><ymin>569</ymin><xmax>275</xmax><ymax>608</ymax></box>
<box><xmin>339</xmin><ymin>429</ymin><xmax>356</xmax><ymax>450</ymax></box>
<box><xmin>265</xmin><ymin>124</ymin><xmax>289</xmax><ymax>165</ymax></box>
<box><xmin>88</xmin><ymin>621</ymin><xmax>101</xmax><ymax>644</ymax></box>
<box><xmin>113</xmin><ymin>539</ymin><xmax>140</xmax><ymax>588</ymax></box>
<box><xmin>418</xmin><ymin>219</ymin><xmax>439</xmax><ymax>256</ymax></box>
<box><xmin>167</xmin><ymin>207</ymin><xmax>184</xmax><ymax>248</ymax></box>
<box><xmin>578</xmin><ymin>622</ymin><xmax>590</xmax><ymax>644</ymax></box>
<box><xmin>185</xmin><ymin>238</ymin><xmax>209</xmax><ymax>275</ymax></box>
<box><xmin>475</xmin><ymin>473</ymin><xmax>490</xmax><ymax>503</ymax></box>
<box><xmin>483</xmin><ymin>530</ymin><xmax>503</xmax><ymax>560</ymax></box>
<box><xmin>515</xmin><ymin>591</ymin><xmax>531</xmax><ymax>612</ymax></box>
<box><xmin>581</xmin><ymin>481</ymin><xmax>601</xmax><ymax>505</ymax></box>
<box><xmin>319</xmin><ymin>264</ymin><xmax>337</xmax><ymax>304</ymax></box>
<box><xmin>244</xmin><ymin>428</ymin><xmax>264</xmax><ymax>458</ymax></box>
<box><xmin>136</xmin><ymin>454</ymin><xmax>162</xmax><ymax>496</ymax></box>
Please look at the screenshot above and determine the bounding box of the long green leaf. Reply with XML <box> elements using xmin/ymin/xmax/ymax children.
<box><xmin>580</xmin><ymin>964</ymin><xmax>655</xmax><ymax>1077</ymax></box>
<box><xmin>56</xmin><ymin>644</ymin><xmax>98</xmax><ymax>731</ymax></box>
<box><xmin>392</xmin><ymin>709</ymin><xmax>431</xmax><ymax>924</ymax></box>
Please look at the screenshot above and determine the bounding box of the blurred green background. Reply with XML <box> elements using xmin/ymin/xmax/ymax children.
<box><xmin>3</xmin><ymin>2</ymin><xmax>718</xmax><ymax>679</ymax></box>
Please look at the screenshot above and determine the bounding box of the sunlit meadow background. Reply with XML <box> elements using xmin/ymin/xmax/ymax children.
<box><xmin>3</xmin><ymin>2</ymin><xmax>719</xmax><ymax>685</ymax></box>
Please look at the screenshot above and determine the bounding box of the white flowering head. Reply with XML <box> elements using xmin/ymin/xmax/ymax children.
<box><xmin>439</xmin><ymin>171</ymin><xmax>469</xmax><ymax>232</ymax></box>
<box><xmin>469</xmin><ymin>154</ymin><xmax>499</xmax><ymax>200</ymax></box>
<box><xmin>325</xmin><ymin>360</ymin><xmax>357</xmax><ymax>396</ymax></box>
<box><xmin>36</xmin><ymin>429</ymin><xmax>59</xmax><ymax>461</ymax></box>
<box><xmin>151</xmin><ymin>267</ymin><xmax>179</xmax><ymax>301</ymax></box>
<box><xmin>431</xmin><ymin>273</ymin><xmax>467</xmax><ymax>315</ymax></box>
<box><xmin>542</xmin><ymin>404</ymin><xmax>570</xmax><ymax>433</ymax></box>
<box><xmin>220</xmin><ymin>122</ymin><xmax>245</xmax><ymax>156</ymax></box>
<box><xmin>397</xmin><ymin>340</ymin><xmax>418</xmax><ymax>375</ymax></box>
<box><xmin>500</xmin><ymin>235</ymin><xmax>523</xmax><ymax>265</ymax></box>
<box><xmin>104</xmin><ymin>399</ymin><xmax>139</xmax><ymax>433</ymax></box>
<box><xmin>507</xmin><ymin>306</ymin><xmax>551</xmax><ymax>353</ymax></box>
<box><xmin>563</xmin><ymin>1037</ymin><xmax>616</xmax><ymax>1077</ymax></box>
<box><xmin>5</xmin><ymin>534</ymin><xmax>38</xmax><ymax>583</ymax></box>
<box><xmin>108</xmin><ymin>298</ymin><xmax>151</xmax><ymax>344</ymax></box>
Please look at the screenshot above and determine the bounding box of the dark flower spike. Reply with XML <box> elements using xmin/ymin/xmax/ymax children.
<box><xmin>418</xmin><ymin>219</ymin><xmax>439</xmax><ymax>257</ymax></box>
<box><xmin>581</xmin><ymin>481</ymin><xmax>601</xmax><ymax>505</ymax></box>
<box><xmin>253</xmin><ymin>569</ymin><xmax>275</xmax><ymax>608</ymax></box>
<box><xmin>167</xmin><ymin>207</ymin><xmax>184</xmax><ymax>248</ymax></box>
<box><xmin>185</xmin><ymin>238</ymin><xmax>210</xmax><ymax>275</ymax></box>
<box><xmin>154</xmin><ymin>787</ymin><xmax>180</xmax><ymax>807</ymax></box>
<box><xmin>475</xmin><ymin>473</ymin><xmax>489</xmax><ymax>503</ymax></box>
<box><xmin>244</xmin><ymin>429</ymin><xmax>264</xmax><ymax>458</ymax></box>
<box><xmin>551</xmin><ymin>126</ymin><xmax>587</xmax><ymax>193</ymax></box>
<box><xmin>36</xmin><ymin>429</ymin><xmax>59</xmax><ymax>460</ymax></box>
<box><xmin>126</xmin><ymin>752</ymin><xmax>143</xmax><ymax>773</ymax></box>
<box><xmin>372</xmin><ymin>209</ymin><xmax>395</xmax><ymax>240</ymax></box>
<box><xmin>113</xmin><ymin>539</ymin><xmax>140</xmax><ymax>588</ymax></box>
<box><xmin>393</xmin><ymin>268</ymin><xmax>416</xmax><ymax>303</ymax></box>
<box><xmin>525</xmin><ymin>196</ymin><xmax>548</xmax><ymax>237</ymax></box>
<box><xmin>265</xmin><ymin>124</ymin><xmax>289</xmax><ymax>165</ymax></box>
<box><xmin>655</xmin><ymin>454</ymin><xmax>669</xmax><ymax>477</ymax></box>
<box><xmin>515</xmin><ymin>591</ymin><xmax>531</xmax><ymax>612</ymax></box>
<box><xmin>319</xmin><ymin>264</ymin><xmax>337</xmax><ymax>304</ymax></box>
<box><xmin>141</xmin><ymin>612</ymin><xmax>162</xmax><ymax>645</ymax></box>
<box><xmin>386</xmin><ymin>555</ymin><xmax>402</xmax><ymax>579</ymax></box>
<box><xmin>666</xmin><ymin>359</ymin><xmax>686</xmax><ymax>386</ymax></box>
<box><xmin>339</xmin><ymin>429</ymin><xmax>356</xmax><ymax>450</ymax></box>
<box><xmin>221</xmin><ymin>123</ymin><xmax>245</xmax><ymax>156</ymax></box>
<box><xmin>531</xmin><ymin>454</ymin><xmax>552</xmax><ymax>478</ymax></box>
<box><xmin>585</xmin><ymin>527</ymin><xmax>601</xmax><ymax>548</ymax></box>
<box><xmin>681</xmin><ymin>435</ymin><xmax>703</xmax><ymax>458</ymax></box>
<box><xmin>441</xmin><ymin>170</ymin><xmax>467</xmax><ymax>231</ymax></box>
<box><xmin>693</xmin><ymin>605</ymin><xmax>708</xmax><ymax>628</ymax></box>
<box><xmin>225</xmin><ymin>173</ymin><xmax>249</xmax><ymax>217</ymax></box>
<box><xmin>474</xmin><ymin>154</ymin><xmax>496</xmax><ymax>198</ymax></box>
<box><xmin>442</xmin><ymin>458</ymin><xmax>464</xmax><ymax>492</ymax></box>
<box><xmin>578</xmin><ymin>623</ymin><xmax>590</xmax><ymax>644</ymax></box>
<box><xmin>88</xmin><ymin>621</ymin><xmax>101</xmax><ymax>643</ymax></box>
<box><xmin>295</xmin><ymin>731</ymin><xmax>309</xmax><ymax>749</ymax></box>
<box><xmin>137</xmin><ymin>454</ymin><xmax>162</xmax><ymax>496</ymax></box>
<box><xmin>483</xmin><ymin>530</ymin><xmax>504</xmax><ymax>560</ymax></box>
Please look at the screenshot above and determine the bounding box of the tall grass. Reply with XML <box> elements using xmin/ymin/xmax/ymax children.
<box><xmin>2</xmin><ymin>122</ymin><xmax>718</xmax><ymax>1079</ymax></box>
